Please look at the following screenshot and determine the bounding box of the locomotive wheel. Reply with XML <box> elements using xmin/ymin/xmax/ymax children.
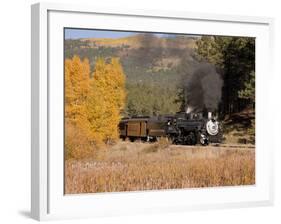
<box><xmin>199</xmin><ymin>133</ymin><xmax>209</xmax><ymax>146</ymax></box>
<box><xmin>172</xmin><ymin>137</ymin><xmax>180</xmax><ymax>145</ymax></box>
<box><xmin>129</xmin><ymin>137</ymin><xmax>136</xmax><ymax>142</ymax></box>
<box><xmin>184</xmin><ymin>132</ymin><xmax>197</xmax><ymax>145</ymax></box>
<box><xmin>199</xmin><ymin>137</ymin><xmax>208</xmax><ymax>146</ymax></box>
<box><xmin>175</xmin><ymin>135</ymin><xmax>184</xmax><ymax>145</ymax></box>
<box><xmin>190</xmin><ymin>132</ymin><xmax>197</xmax><ymax>145</ymax></box>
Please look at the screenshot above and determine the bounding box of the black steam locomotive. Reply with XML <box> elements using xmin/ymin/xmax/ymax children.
<box><xmin>119</xmin><ymin>112</ymin><xmax>222</xmax><ymax>145</ymax></box>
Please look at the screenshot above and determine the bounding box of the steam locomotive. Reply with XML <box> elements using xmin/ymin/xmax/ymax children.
<box><xmin>119</xmin><ymin>112</ymin><xmax>222</xmax><ymax>145</ymax></box>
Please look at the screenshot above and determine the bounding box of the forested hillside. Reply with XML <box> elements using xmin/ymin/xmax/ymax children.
<box><xmin>65</xmin><ymin>33</ymin><xmax>255</xmax><ymax>119</ymax></box>
<box><xmin>65</xmin><ymin>34</ymin><xmax>198</xmax><ymax>116</ymax></box>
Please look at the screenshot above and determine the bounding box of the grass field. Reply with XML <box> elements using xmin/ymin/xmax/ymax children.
<box><xmin>65</xmin><ymin>140</ymin><xmax>255</xmax><ymax>194</ymax></box>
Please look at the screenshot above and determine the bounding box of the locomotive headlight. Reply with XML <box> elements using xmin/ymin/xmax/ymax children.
<box><xmin>206</xmin><ymin>120</ymin><xmax>219</xmax><ymax>136</ymax></box>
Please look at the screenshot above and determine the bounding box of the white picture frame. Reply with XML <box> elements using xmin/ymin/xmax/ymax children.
<box><xmin>31</xmin><ymin>2</ymin><xmax>275</xmax><ymax>221</ymax></box>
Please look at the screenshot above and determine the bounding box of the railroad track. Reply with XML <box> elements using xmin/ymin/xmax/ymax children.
<box><xmin>210</xmin><ymin>143</ymin><xmax>255</xmax><ymax>149</ymax></box>
<box><xmin>171</xmin><ymin>143</ymin><xmax>255</xmax><ymax>150</ymax></box>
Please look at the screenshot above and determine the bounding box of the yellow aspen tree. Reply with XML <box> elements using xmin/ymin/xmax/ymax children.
<box><xmin>86</xmin><ymin>58</ymin><xmax>108</xmax><ymax>144</ymax></box>
<box><xmin>103</xmin><ymin>58</ymin><xmax>126</xmax><ymax>141</ymax></box>
<box><xmin>65</xmin><ymin>56</ymin><xmax>92</xmax><ymax>159</ymax></box>
<box><xmin>86</xmin><ymin>57</ymin><xmax>126</xmax><ymax>144</ymax></box>
<box><xmin>65</xmin><ymin>55</ymin><xmax>90</xmax><ymax>127</ymax></box>
<box><xmin>108</xmin><ymin>58</ymin><xmax>126</xmax><ymax>110</ymax></box>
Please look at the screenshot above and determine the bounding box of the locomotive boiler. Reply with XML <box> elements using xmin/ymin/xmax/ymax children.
<box><xmin>119</xmin><ymin>111</ymin><xmax>222</xmax><ymax>146</ymax></box>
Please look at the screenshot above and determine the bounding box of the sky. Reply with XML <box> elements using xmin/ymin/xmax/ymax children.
<box><xmin>64</xmin><ymin>28</ymin><xmax>196</xmax><ymax>39</ymax></box>
<box><xmin>64</xmin><ymin>29</ymin><xmax>137</xmax><ymax>39</ymax></box>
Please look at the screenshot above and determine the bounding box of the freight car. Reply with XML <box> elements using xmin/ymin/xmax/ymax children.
<box><xmin>119</xmin><ymin>112</ymin><xmax>222</xmax><ymax>145</ymax></box>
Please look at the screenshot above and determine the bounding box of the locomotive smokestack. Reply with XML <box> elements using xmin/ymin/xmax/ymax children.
<box><xmin>186</xmin><ymin>106</ymin><xmax>193</xmax><ymax>114</ymax></box>
<box><xmin>208</xmin><ymin>112</ymin><xmax>212</xmax><ymax>120</ymax></box>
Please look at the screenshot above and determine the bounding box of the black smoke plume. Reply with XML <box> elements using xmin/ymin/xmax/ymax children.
<box><xmin>128</xmin><ymin>33</ymin><xmax>223</xmax><ymax>113</ymax></box>
<box><xmin>184</xmin><ymin>63</ymin><xmax>223</xmax><ymax>113</ymax></box>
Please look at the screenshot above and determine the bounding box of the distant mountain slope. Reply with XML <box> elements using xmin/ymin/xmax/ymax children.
<box><xmin>80</xmin><ymin>35</ymin><xmax>142</xmax><ymax>48</ymax></box>
<box><xmin>65</xmin><ymin>34</ymin><xmax>198</xmax><ymax>84</ymax></box>
<box><xmin>80</xmin><ymin>34</ymin><xmax>197</xmax><ymax>49</ymax></box>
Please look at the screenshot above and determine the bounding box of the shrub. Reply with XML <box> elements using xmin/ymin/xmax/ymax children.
<box><xmin>65</xmin><ymin>122</ymin><xmax>95</xmax><ymax>160</ymax></box>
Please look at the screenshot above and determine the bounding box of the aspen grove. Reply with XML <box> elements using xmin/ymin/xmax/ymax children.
<box><xmin>65</xmin><ymin>55</ymin><xmax>126</xmax><ymax>159</ymax></box>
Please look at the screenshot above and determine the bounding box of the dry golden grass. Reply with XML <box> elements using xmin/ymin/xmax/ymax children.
<box><xmin>65</xmin><ymin>142</ymin><xmax>255</xmax><ymax>194</ymax></box>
